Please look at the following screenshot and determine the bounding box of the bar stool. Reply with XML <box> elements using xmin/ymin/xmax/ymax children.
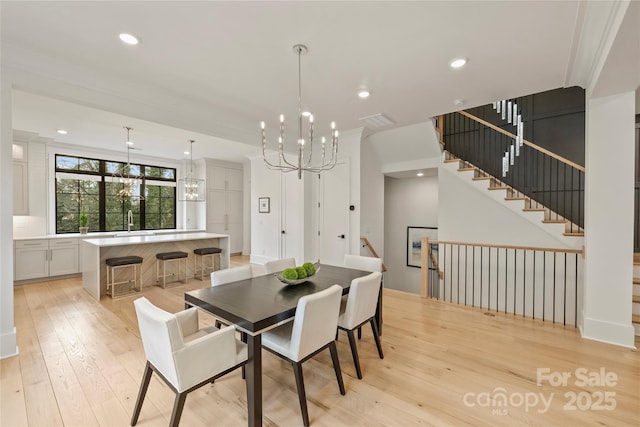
<box><xmin>193</xmin><ymin>247</ymin><xmax>222</xmax><ymax>280</ymax></box>
<box><xmin>105</xmin><ymin>256</ymin><xmax>143</xmax><ymax>298</ymax></box>
<box><xmin>156</xmin><ymin>251</ymin><xmax>188</xmax><ymax>288</ymax></box>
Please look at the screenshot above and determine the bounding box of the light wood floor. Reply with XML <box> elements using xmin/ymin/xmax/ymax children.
<box><xmin>2</xmin><ymin>257</ymin><xmax>639</xmax><ymax>426</ymax></box>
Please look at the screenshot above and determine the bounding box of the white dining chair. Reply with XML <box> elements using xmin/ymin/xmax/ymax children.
<box><xmin>262</xmin><ymin>284</ymin><xmax>345</xmax><ymax>427</ymax></box>
<box><xmin>131</xmin><ymin>297</ymin><xmax>247</xmax><ymax>427</ymax></box>
<box><xmin>343</xmin><ymin>254</ymin><xmax>384</xmax><ymax>338</ymax></box>
<box><xmin>343</xmin><ymin>254</ymin><xmax>383</xmax><ymax>273</ymax></box>
<box><xmin>337</xmin><ymin>271</ymin><xmax>384</xmax><ymax>379</ymax></box>
<box><xmin>210</xmin><ymin>265</ymin><xmax>254</xmax><ymax>328</ymax></box>
<box><xmin>264</xmin><ymin>257</ymin><xmax>296</xmax><ymax>274</ymax></box>
<box><xmin>211</xmin><ymin>264</ymin><xmax>253</xmax><ymax>286</ymax></box>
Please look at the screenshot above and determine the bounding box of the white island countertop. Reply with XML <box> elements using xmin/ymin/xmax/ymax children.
<box><xmin>83</xmin><ymin>232</ymin><xmax>229</xmax><ymax>247</ymax></box>
<box><xmin>81</xmin><ymin>232</ymin><xmax>230</xmax><ymax>300</ymax></box>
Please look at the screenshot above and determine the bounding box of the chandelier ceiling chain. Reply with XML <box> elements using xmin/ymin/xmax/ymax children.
<box><xmin>261</xmin><ymin>43</ymin><xmax>339</xmax><ymax>179</ymax></box>
<box><xmin>114</xmin><ymin>126</ymin><xmax>144</xmax><ymax>202</ymax></box>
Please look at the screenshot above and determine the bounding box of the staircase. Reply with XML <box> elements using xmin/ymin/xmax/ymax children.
<box><xmin>443</xmin><ymin>153</ymin><xmax>584</xmax><ymax>242</ymax></box>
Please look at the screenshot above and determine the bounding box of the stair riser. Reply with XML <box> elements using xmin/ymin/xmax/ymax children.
<box><xmin>634</xmin><ymin>302</ymin><xmax>640</xmax><ymax>316</ymax></box>
<box><xmin>634</xmin><ymin>264</ymin><xmax>640</xmax><ymax>276</ymax></box>
<box><xmin>634</xmin><ymin>284</ymin><xmax>640</xmax><ymax>295</ymax></box>
<box><xmin>634</xmin><ymin>323</ymin><xmax>640</xmax><ymax>336</ymax></box>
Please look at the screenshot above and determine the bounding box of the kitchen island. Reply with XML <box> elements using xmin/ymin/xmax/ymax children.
<box><xmin>82</xmin><ymin>232</ymin><xmax>229</xmax><ymax>300</ymax></box>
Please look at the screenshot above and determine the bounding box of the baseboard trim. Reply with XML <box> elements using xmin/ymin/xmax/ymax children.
<box><xmin>0</xmin><ymin>327</ymin><xmax>19</xmax><ymax>359</ymax></box>
<box><xmin>580</xmin><ymin>312</ymin><xmax>637</xmax><ymax>349</ymax></box>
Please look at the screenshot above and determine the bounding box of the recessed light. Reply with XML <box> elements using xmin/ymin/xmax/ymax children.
<box><xmin>449</xmin><ymin>58</ymin><xmax>467</xmax><ymax>69</ymax></box>
<box><xmin>417</xmin><ymin>172</ymin><xmax>424</xmax><ymax>177</ymax></box>
<box><xmin>119</xmin><ymin>33</ymin><xmax>139</xmax><ymax>45</ymax></box>
<box><xmin>301</xmin><ymin>111</ymin><xmax>311</xmax><ymax>117</ymax></box>
<box><xmin>453</xmin><ymin>99</ymin><xmax>465</xmax><ymax>106</ymax></box>
<box><xmin>56</xmin><ymin>129</ymin><xmax>68</xmax><ymax>135</ymax></box>
<box><xmin>358</xmin><ymin>90</ymin><xmax>370</xmax><ymax>99</ymax></box>
<box><xmin>126</xmin><ymin>140</ymin><xmax>134</xmax><ymax>146</ymax></box>
<box><xmin>184</xmin><ymin>151</ymin><xmax>190</xmax><ymax>155</ymax></box>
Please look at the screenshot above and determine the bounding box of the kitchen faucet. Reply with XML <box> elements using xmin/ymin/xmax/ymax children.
<box><xmin>127</xmin><ymin>210</ymin><xmax>133</xmax><ymax>232</ymax></box>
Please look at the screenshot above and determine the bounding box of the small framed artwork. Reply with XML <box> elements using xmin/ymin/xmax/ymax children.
<box><xmin>258</xmin><ymin>197</ymin><xmax>270</xmax><ymax>213</ymax></box>
<box><xmin>407</xmin><ymin>226</ymin><xmax>437</xmax><ymax>268</ymax></box>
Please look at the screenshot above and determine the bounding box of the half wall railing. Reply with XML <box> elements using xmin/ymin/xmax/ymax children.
<box><xmin>422</xmin><ymin>240</ymin><xmax>584</xmax><ymax>327</ymax></box>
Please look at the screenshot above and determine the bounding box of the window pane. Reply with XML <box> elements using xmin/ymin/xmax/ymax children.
<box><xmin>56</xmin><ymin>156</ymin><xmax>78</xmax><ymax>170</ymax></box>
<box><xmin>160</xmin><ymin>214</ymin><xmax>175</xmax><ymax>229</ymax></box>
<box><xmin>145</xmin><ymin>166</ymin><xmax>162</xmax><ymax>178</ymax></box>
<box><xmin>162</xmin><ymin>168</ymin><xmax>175</xmax><ymax>179</ymax></box>
<box><xmin>78</xmin><ymin>158</ymin><xmax>100</xmax><ymax>172</ymax></box>
<box><xmin>106</xmin><ymin>161</ymin><xmax>123</xmax><ymax>174</ymax></box>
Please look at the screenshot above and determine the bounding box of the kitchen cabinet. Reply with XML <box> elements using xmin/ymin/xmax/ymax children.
<box><xmin>14</xmin><ymin>238</ymin><xmax>80</xmax><ymax>281</ymax></box>
<box><xmin>205</xmin><ymin>160</ymin><xmax>243</xmax><ymax>254</ymax></box>
<box><xmin>12</xmin><ymin>141</ymin><xmax>28</xmax><ymax>215</ymax></box>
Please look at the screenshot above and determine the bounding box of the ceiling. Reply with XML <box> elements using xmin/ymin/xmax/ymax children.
<box><xmin>1</xmin><ymin>1</ymin><xmax>589</xmax><ymax>165</ymax></box>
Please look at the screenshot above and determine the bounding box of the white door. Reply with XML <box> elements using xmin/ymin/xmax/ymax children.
<box><xmin>319</xmin><ymin>161</ymin><xmax>350</xmax><ymax>266</ymax></box>
<box><xmin>281</xmin><ymin>171</ymin><xmax>302</xmax><ymax>262</ymax></box>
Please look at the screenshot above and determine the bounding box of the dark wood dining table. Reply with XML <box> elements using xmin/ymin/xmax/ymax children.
<box><xmin>184</xmin><ymin>263</ymin><xmax>376</xmax><ymax>427</ymax></box>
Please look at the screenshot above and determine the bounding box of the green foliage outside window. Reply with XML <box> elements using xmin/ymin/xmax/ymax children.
<box><xmin>54</xmin><ymin>154</ymin><xmax>176</xmax><ymax>233</ymax></box>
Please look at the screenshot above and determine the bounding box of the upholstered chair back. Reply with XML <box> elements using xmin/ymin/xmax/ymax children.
<box><xmin>211</xmin><ymin>265</ymin><xmax>253</xmax><ymax>286</ymax></box>
<box><xmin>289</xmin><ymin>284</ymin><xmax>342</xmax><ymax>361</ymax></box>
<box><xmin>343</xmin><ymin>254</ymin><xmax>383</xmax><ymax>273</ymax></box>
<box><xmin>340</xmin><ymin>272</ymin><xmax>383</xmax><ymax>330</ymax></box>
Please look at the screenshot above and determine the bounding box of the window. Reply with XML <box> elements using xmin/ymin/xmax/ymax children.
<box><xmin>55</xmin><ymin>154</ymin><xmax>176</xmax><ymax>233</ymax></box>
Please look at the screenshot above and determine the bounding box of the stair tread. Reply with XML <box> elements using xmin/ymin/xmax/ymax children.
<box><xmin>634</xmin><ymin>277</ymin><xmax>640</xmax><ymax>285</ymax></box>
<box><xmin>633</xmin><ymin>314</ymin><xmax>640</xmax><ymax>324</ymax></box>
<box><xmin>634</xmin><ymin>253</ymin><xmax>640</xmax><ymax>265</ymax></box>
<box><xmin>458</xmin><ymin>167</ymin><xmax>475</xmax><ymax>172</ymax></box>
<box><xmin>506</xmin><ymin>197</ymin><xmax>527</xmax><ymax>201</ymax></box>
<box><xmin>563</xmin><ymin>232</ymin><xmax>585</xmax><ymax>237</ymax></box>
<box><xmin>633</xmin><ymin>295</ymin><xmax>640</xmax><ymax>304</ymax></box>
<box><xmin>444</xmin><ymin>159</ymin><xmax>460</xmax><ymax>164</ymax></box>
<box><xmin>523</xmin><ymin>207</ymin><xmax>546</xmax><ymax>212</ymax></box>
<box><xmin>543</xmin><ymin>219</ymin><xmax>568</xmax><ymax>224</ymax></box>
<box><xmin>488</xmin><ymin>187</ymin><xmax>509</xmax><ymax>191</ymax></box>
<box><xmin>472</xmin><ymin>176</ymin><xmax>491</xmax><ymax>181</ymax></box>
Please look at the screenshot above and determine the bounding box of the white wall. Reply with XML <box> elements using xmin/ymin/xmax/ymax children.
<box><xmin>249</xmin><ymin>153</ymin><xmax>283</xmax><ymax>264</ymax></box>
<box><xmin>438</xmin><ymin>164</ymin><xmax>578</xmax><ymax>249</ymax></box>
<box><xmin>1</xmin><ymin>72</ymin><xmax>18</xmax><ymax>359</ymax></box>
<box><xmin>249</xmin><ymin>129</ymin><xmax>363</xmax><ymax>265</ymax></box>
<box><xmin>360</xmin><ymin>134</ymin><xmax>384</xmax><ymax>259</ymax></box>
<box><xmin>384</xmin><ymin>174</ymin><xmax>439</xmax><ymax>294</ymax></box>
<box><xmin>582</xmin><ymin>91</ymin><xmax>635</xmax><ymax>348</ymax></box>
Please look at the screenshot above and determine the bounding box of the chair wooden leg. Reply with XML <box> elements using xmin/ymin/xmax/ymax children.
<box><xmin>169</xmin><ymin>392</ymin><xmax>187</xmax><ymax>427</ymax></box>
<box><xmin>346</xmin><ymin>330</ymin><xmax>362</xmax><ymax>379</ymax></box>
<box><xmin>370</xmin><ymin>319</ymin><xmax>384</xmax><ymax>359</ymax></box>
<box><xmin>131</xmin><ymin>362</ymin><xmax>153</xmax><ymax>426</ymax></box>
<box><xmin>357</xmin><ymin>326</ymin><xmax>362</xmax><ymax>340</ymax></box>
<box><xmin>292</xmin><ymin>362</ymin><xmax>310</xmax><ymax>427</ymax></box>
<box><xmin>329</xmin><ymin>341</ymin><xmax>346</xmax><ymax>395</ymax></box>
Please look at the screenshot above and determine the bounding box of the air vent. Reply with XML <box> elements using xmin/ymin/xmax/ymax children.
<box><xmin>359</xmin><ymin>113</ymin><xmax>395</xmax><ymax>128</ymax></box>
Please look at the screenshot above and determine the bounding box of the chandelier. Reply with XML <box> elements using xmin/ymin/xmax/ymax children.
<box><xmin>113</xmin><ymin>126</ymin><xmax>143</xmax><ymax>202</ymax></box>
<box><xmin>178</xmin><ymin>139</ymin><xmax>205</xmax><ymax>202</ymax></box>
<box><xmin>261</xmin><ymin>44</ymin><xmax>339</xmax><ymax>180</ymax></box>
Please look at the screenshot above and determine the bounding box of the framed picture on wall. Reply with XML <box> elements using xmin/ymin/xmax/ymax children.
<box><xmin>258</xmin><ymin>197</ymin><xmax>270</xmax><ymax>213</ymax></box>
<box><xmin>407</xmin><ymin>226</ymin><xmax>437</xmax><ymax>268</ymax></box>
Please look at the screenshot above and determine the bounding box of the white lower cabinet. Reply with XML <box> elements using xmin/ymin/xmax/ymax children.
<box><xmin>14</xmin><ymin>238</ymin><xmax>80</xmax><ymax>281</ymax></box>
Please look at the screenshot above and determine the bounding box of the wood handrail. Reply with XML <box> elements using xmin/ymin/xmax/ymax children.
<box><xmin>432</xmin><ymin>240</ymin><xmax>584</xmax><ymax>255</ymax></box>
<box><xmin>359</xmin><ymin>236</ymin><xmax>388</xmax><ymax>272</ymax></box>
<box><xmin>458</xmin><ymin>110</ymin><xmax>586</xmax><ymax>172</ymax></box>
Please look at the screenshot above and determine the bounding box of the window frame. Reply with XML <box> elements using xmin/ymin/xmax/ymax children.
<box><xmin>54</xmin><ymin>154</ymin><xmax>177</xmax><ymax>234</ymax></box>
